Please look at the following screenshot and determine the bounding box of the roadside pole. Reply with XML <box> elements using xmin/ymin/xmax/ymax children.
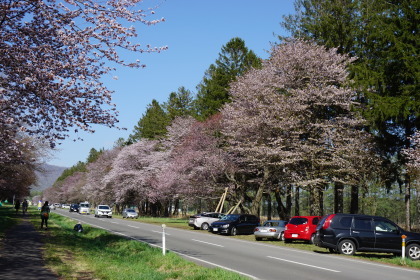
<box><xmin>162</xmin><ymin>224</ymin><xmax>166</xmax><ymax>256</ymax></box>
<box><xmin>401</xmin><ymin>234</ymin><xmax>407</xmax><ymax>261</ymax></box>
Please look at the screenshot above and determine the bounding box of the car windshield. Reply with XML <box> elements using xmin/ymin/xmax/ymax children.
<box><xmin>263</xmin><ymin>221</ymin><xmax>284</xmax><ymax>227</ymax></box>
<box><xmin>80</xmin><ymin>203</ymin><xmax>89</xmax><ymax>207</ymax></box>
<box><xmin>126</xmin><ymin>209</ymin><xmax>135</xmax><ymax>212</ymax></box>
<box><xmin>99</xmin><ymin>206</ymin><xmax>110</xmax><ymax>210</ymax></box>
<box><xmin>220</xmin><ymin>214</ymin><xmax>240</xmax><ymax>221</ymax></box>
<box><xmin>289</xmin><ymin>217</ymin><xmax>308</xmax><ymax>225</ymax></box>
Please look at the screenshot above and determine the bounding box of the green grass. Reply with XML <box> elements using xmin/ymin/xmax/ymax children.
<box><xmin>0</xmin><ymin>205</ymin><xmax>21</xmax><ymax>240</ymax></box>
<box><xmin>27</xmin><ymin>210</ymin><xmax>248</xmax><ymax>280</ymax></box>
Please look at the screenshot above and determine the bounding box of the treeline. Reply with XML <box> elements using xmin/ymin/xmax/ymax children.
<box><xmin>44</xmin><ymin>12</ymin><xmax>418</xmax><ymax>230</ymax></box>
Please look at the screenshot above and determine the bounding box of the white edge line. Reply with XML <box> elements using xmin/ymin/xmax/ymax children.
<box><xmin>191</xmin><ymin>239</ymin><xmax>224</xmax><ymax>247</ymax></box>
<box><xmin>267</xmin><ymin>256</ymin><xmax>340</xmax><ymax>273</ymax></box>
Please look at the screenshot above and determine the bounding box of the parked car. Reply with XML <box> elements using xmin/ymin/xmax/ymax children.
<box><xmin>122</xmin><ymin>208</ymin><xmax>138</xmax><ymax>219</ymax></box>
<box><xmin>69</xmin><ymin>204</ymin><xmax>79</xmax><ymax>212</ymax></box>
<box><xmin>284</xmin><ymin>216</ymin><xmax>321</xmax><ymax>243</ymax></box>
<box><xmin>254</xmin><ymin>220</ymin><xmax>288</xmax><ymax>241</ymax></box>
<box><xmin>314</xmin><ymin>213</ymin><xmax>420</xmax><ymax>260</ymax></box>
<box><xmin>62</xmin><ymin>204</ymin><xmax>70</xmax><ymax>209</ymax></box>
<box><xmin>78</xmin><ymin>202</ymin><xmax>90</xmax><ymax>215</ymax></box>
<box><xmin>94</xmin><ymin>205</ymin><xmax>112</xmax><ymax>218</ymax></box>
<box><xmin>209</xmin><ymin>214</ymin><xmax>260</xmax><ymax>236</ymax></box>
<box><xmin>189</xmin><ymin>212</ymin><xmax>225</xmax><ymax>230</ymax></box>
<box><xmin>53</xmin><ymin>203</ymin><xmax>61</xmax><ymax>209</ymax></box>
<box><xmin>49</xmin><ymin>204</ymin><xmax>56</xmax><ymax>210</ymax></box>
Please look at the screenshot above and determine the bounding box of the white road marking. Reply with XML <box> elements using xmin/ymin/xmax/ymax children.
<box><xmin>110</xmin><ymin>221</ymin><xmax>119</xmax><ymax>224</ymax></box>
<box><xmin>191</xmin><ymin>239</ymin><xmax>224</xmax><ymax>247</ymax></box>
<box><xmin>151</xmin><ymin>230</ymin><xmax>171</xmax><ymax>235</ymax></box>
<box><xmin>127</xmin><ymin>225</ymin><xmax>139</xmax><ymax>229</ymax></box>
<box><xmin>267</xmin><ymin>256</ymin><xmax>340</xmax><ymax>273</ymax></box>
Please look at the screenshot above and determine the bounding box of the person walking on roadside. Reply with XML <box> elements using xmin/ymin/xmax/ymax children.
<box><xmin>40</xmin><ymin>201</ymin><xmax>51</xmax><ymax>230</ymax></box>
<box><xmin>14</xmin><ymin>199</ymin><xmax>20</xmax><ymax>214</ymax></box>
<box><xmin>37</xmin><ymin>200</ymin><xmax>42</xmax><ymax>210</ymax></box>
<box><xmin>22</xmin><ymin>199</ymin><xmax>28</xmax><ymax>215</ymax></box>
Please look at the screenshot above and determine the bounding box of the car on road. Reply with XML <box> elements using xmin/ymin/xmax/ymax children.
<box><xmin>78</xmin><ymin>202</ymin><xmax>90</xmax><ymax>214</ymax></box>
<box><xmin>122</xmin><ymin>208</ymin><xmax>138</xmax><ymax>219</ymax></box>
<box><xmin>284</xmin><ymin>216</ymin><xmax>321</xmax><ymax>244</ymax></box>
<box><xmin>94</xmin><ymin>205</ymin><xmax>112</xmax><ymax>218</ymax></box>
<box><xmin>254</xmin><ymin>220</ymin><xmax>288</xmax><ymax>241</ymax></box>
<box><xmin>209</xmin><ymin>214</ymin><xmax>260</xmax><ymax>236</ymax></box>
<box><xmin>53</xmin><ymin>203</ymin><xmax>61</xmax><ymax>209</ymax></box>
<box><xmin>189</xmin><ymin>212</ymin><xmax>225</xmax><ymax>230</ymax></box>
<box><xmin>62</xmin><ymin>204</ymin><xmax>70</xmax><ymax>209</ymax></box>
<box><xmin>69</xmin><ymin>204</ymin><xmax>79</xmax><ymax>212</ymax></box>
<box><xmin>49</xmin><ymin>204</ymin><xmax>56</xmax><ymax>210</ymax></box>
<box><xmin>314</xmin><ymin>213</ymin><xmax>420</xmax><ymax>260</ymax></box>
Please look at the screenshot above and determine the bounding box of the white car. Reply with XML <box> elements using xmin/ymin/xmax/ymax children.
<box><xmin>78</xmin><ymin>202</ymin><xmax>90</xmax><ymax>214</ymax></box>
<box><xmin>94</xmin><ymin>205</ymin><xmax>112</xmax><ymax>218</ymax></box>
<box><xmin>188</xmin><ymin>212</ymin><xmax>225</xmax><ymax>230</ymax></box>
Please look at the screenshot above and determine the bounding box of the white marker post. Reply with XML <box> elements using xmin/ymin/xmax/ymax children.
<box><xmin>162</xmin><ymin>224</ymin><xmax>166</xmax><ymax>256</ymax></box>
<box><xmin>401</xmin><ymin>234</ymin><xmax>407</xmax><ymax>260</ymax></box>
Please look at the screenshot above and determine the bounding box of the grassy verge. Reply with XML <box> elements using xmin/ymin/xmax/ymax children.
<box><xmin>28</xmin><ymin>210</ymin><xmax>248</xmax><ymax>280</ymax></box>
<box><xmin>0</xmin><ymin>205</ymin><xmax>20</xmax><ymax>241</ymax></box>
<box><xmin>126</xmin><ymin>215</ymin><xmax>420</xmax><ymax>270</ymax></box>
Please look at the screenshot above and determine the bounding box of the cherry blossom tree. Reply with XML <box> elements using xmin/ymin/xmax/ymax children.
<box><xmin>1</xmin><ymin>0</ymin><xmax>166</xmax><ymax>163</ymax></box>
<box><xmin>222</xmin><ymin>39</ymin><xmax>377</xmax><ymax>216</ymax></box>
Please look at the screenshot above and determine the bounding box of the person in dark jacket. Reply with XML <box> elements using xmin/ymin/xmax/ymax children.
<box><xmin>40</xmin><ymin>201</ymin><xmax>51</xmax><ymax>230</ymax></box>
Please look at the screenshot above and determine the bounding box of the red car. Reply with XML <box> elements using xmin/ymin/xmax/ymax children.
<box><xmin>284</xmin><ymin>216</ymin><xmax>321</xmax><ymax>244</ymax></box>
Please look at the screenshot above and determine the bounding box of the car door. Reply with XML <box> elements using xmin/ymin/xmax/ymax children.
<box><xmin>351</xmin><ymin>217</ymin><xmax>375</xmax><ymax>249</ymax></box>
<box><xmin>373</xmin><ymin>218</ymin><xmax>401</xmax><ymax>251</ymax></box>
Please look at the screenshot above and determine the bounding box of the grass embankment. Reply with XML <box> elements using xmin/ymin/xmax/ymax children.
<box><xmin>25</xmin><ymin>209</ymin><xmax>247</xmax><ymax>280</ymax></box>
<box><xmin>0</xmin><ymin>206</ymin><xmax>20</xmax><ymax>241</ymax></box>
<box><xmin>131</xmin><ymin>215</ymin><xmax>420</xmax><ymax>270</ymax></box>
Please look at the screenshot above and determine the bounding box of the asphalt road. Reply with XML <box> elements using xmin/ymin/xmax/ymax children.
<box><xmin>55</xmin><ymin>209</ymin><xmax>420</xmax><ymax>280</ymax></box>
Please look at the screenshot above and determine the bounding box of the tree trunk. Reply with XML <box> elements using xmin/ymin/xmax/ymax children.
<box><xmin>334</xmin><ymin>183</ymin><xmax>344</xmax><ymax>213</ymax></box>
<box><xmin>172</xmin><ymin>198</ymin><xmax>180</xmax><ymax>216</ymax></box>
<box><xmin>294</xmin><ymin>186</ymin><xmax>300</xmax><ymax>216</ymax></box>
<box><xmin>309</xmin><ymin>186</ymin><xmax>322</xmax><ymax>216</ymax></box>
<box><xmin>275</xmin><ymin>188</ymin><xmax>287</xmax><ymax>220</ymax></box>
<box><xmin>350</xmin><ymin>185</ymin><xmax>359</xmax><ymax>214</ymax></box>
<box><xmin>250</xmin><ymin>184</ymin><xmax>265</xmax><ymax>216</ymax></box>
<box><xmin>405</xmin><ymin>175</ymin><xmax>411</xmax><ymax>230</ymax></box>
<box><xmin>286</xmin><ymin>185</ymin><xmax>292</xmax><ymax>219</ymax></box>
<box><xmin>265</xmin><ymin>193</ymin><xmax>272</xmax><ymax>220</ymax></box>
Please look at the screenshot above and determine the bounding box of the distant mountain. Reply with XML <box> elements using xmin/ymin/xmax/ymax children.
<box><xmin>31</xmin><ymin>164</ymin><xmax>67</xmax><ymax>191</ymax></box>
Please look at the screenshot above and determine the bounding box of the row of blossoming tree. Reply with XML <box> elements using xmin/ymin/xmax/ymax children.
<box><xmin>43</xmin><ymin>40</ymin><xmax>419</xmax><ymax>225</ymax></box>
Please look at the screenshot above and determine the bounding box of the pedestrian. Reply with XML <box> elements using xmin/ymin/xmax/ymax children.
<box><xmin>22</xmin><ymin>199</ymin><xmax>28</xmax><ymax>215</ymax></box>
<box><xmin>14</xmin><ymin>199</ymin><xmax>20</xmax><ymax>214</ymax></box>
<box><xmin>40</xmin><ymin>201</ymin><xmax>50</xmax><ymax>230</ymax></box>
<box><xmin>37</xmin><ymin>200</ymin><xmax>42</xmax><ymax>210</ymax></box>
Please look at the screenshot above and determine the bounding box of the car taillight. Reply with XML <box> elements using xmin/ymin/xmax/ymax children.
<box><xmin>269</xmin><ymin>229</ymin><xmax>276</xmax><ymax>232</ymax></box>
<box><xmin>254</xmin><ymin>228</ymin><xmax>259</xmax><ymax>232</ymax></box>
<box><xmin>322</xmin><ymin>214</ymin><xmax>335</xmax><ymax>230</ymax></box>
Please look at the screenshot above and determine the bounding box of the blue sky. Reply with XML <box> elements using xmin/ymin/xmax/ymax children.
<box><xmin>47</xmin><ymin>0</ymin><xmax>295</xmax><ymax>167</ymax></box>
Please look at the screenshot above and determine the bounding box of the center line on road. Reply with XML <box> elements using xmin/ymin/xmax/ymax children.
<box><xmin>192</xmin><ymin>239</ymin><xmax>224</xmax><ymax>247</ymax></box>
<box><xmin>151</xmin><ymin>230</ymin><xmax>171</xmax><ymax>235</ymax></box>
<box><xmin>267</xmin><ymin>256</ymin><xmax>340</xmax><ymax>273</ymax></box>
<box><xmin>110</xmin><ymin>221</ymin><xmax>119</xmax><ymax>224</ymax></box>
<box><xmin>127</xmin><ymin>225</ymin><xmax>139</xmax><ymax>229</ymax></box>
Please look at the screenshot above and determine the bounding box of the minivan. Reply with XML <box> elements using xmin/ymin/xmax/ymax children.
<box><xmin>284</xmin><ymin>216</ymin><xmax>321</xmax><ymax>243</ymax></box>
<box><xmin>314</xmin><ymin>213</ymin><xmax>420</xmax><ymax>260</ymax></box>
<box><xmin>209</xmin><ymin>214</ymin><xmax>260</xmax><ymax>236</ymax></box>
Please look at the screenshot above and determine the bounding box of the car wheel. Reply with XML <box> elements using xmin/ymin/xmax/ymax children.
<box><xmin>255</xmin><ymin>237</ymin><xmax>262</xmax><ymax>241</ymax></box>
<box><xmin>309</xmin><ymin>234</ymin><xmax>316</xmax><ymax>244</ymax></box>
<box><xmin>193</xmin><ymin>226</ymin><xmax>199</xmax><ymax>230</ymax></box>
<box><xmin>279</xmin><ymin>232</ymin><xmax>285</xmax><ymax>241</ymax></box>
<box><xmin>230</xmin><ymin>227</ymin><xmax>237</xmax><ymax>236</ymax></box>
<box><xmin>201</xmin><ymin>223</ymin><xmax>209</xmax><ymax>230</ymax></box>
<box><xmin>406</xmin><ymin>243</ymin><xmax>420</xmax><ymax>260</ymax></box>
<box><xmin>338</xmin><ymin>240</ymin><xmax>356</xmax><ymax>255</ymax></box>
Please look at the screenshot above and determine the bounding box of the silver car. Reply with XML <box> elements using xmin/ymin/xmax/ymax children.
<box><xmin>94</xmin><ymin>205</ymin><xmax>112</xmax><ymax>218</ymax></box>
<box><xmin>122</xmin><ymin>208</ymin><xmax>138</xmax><ymax>219</ymax></box>
<box><xmin>189</xmin><ymin>212</ymin><xmax>224</xmax><ymax>230</ymax></box>
<box><xmin>254</xmin><ymin>220</ymin><xmax>288</xmax><ymax>241</ymax></box>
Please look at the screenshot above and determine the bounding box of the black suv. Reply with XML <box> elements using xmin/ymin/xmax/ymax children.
<box><xmin>314</xmin><ymin>213</ymin><xmax>420</xmax><ymax>260</ymax></box>
<box><xmin>69</xmin><ymin>204</ymin><xmax>79</xmax><ymax>212</ymax></box>
<box><xmin>209</xmin><ymin>214</ymin><xmax>260</xmax><ymax>236</ymax></box>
